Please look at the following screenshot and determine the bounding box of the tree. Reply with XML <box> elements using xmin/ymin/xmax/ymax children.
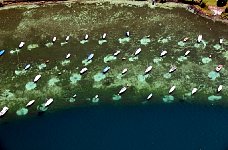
<box><xmin>217</xmin><ymin>0</ymin><xmax>227</xmax><ymax>7</ymax></box>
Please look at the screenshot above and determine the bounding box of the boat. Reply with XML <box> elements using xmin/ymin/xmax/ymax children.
<box><xmin>144</xmin><ymin>66</ymin><xmax>152</xmax><ymax>74</ymax></box>
<box><xmin>33</xmin><ymin>74</ymin><xmax>41</xmax><ymax>83</ymax></box>
<box><xmin>160</xmin><ymin>50</ymin><xmax>167</xmax><ymax>57</ymax></box>
<box><xmin>147</xmin><ymin>93</ymin><xmax>153</xmax><ymax>100</ymax></box>
<box><xmin>121</xmin><ymin>68</ymin><xmax>128</xmax><ymax>75</ymax></box>
<box><xmin>24</xmin><ymin>64</ymin><xmax>31</xmax><ymax>70</ymax></box>
<box><xmin>103</xmin><ymin>66</ymin><xmax>110</xmax><ymax>74</ymax></box>
<box><xmin>66</xmin><ymin>36</ymin><xmax>70</xmax><ymax>42</ymax></box>
<box><xmin>0</xmin><ymin>106</ymin><xmax>9</xmax><ymax>117</ymax></box>
<box><xmin>80</xmin><ymin>67</ymin><xmax>88</xmax><ymax>74</ymax></box>
<box><xmin>87</xmin><ymin>53</ymin><xmax>94</xmax><ymax>61</ymax></box>
<box><xmin>113</xmin><ymin>50</ymin><xmax>120</xmax><ymax>56</ymax></box>
<box><xmin>197</xmin><ymin>35</ymin><xmax>202</xmax><ymax>43</ymax></box>
<box><xmin>134</xmin><ymin>48</ymin><xmax>141</xmax><ymax>56</ymax></box>
<box><xmin>95</xmin><ymin>95</ymin><xmax>99</xmax><ymax>99</ymax></box>
<box><xmin>0</xmin><ymin>50</ymin><xmax>5</xmax><ymax>56</ymax></box>
<box><xmin>122</xmin><ymin>57</ymin><xmax>126</xmax><ymax>60</ymax></box>
<box><xmin>169</xmin><ymin>86</ymin><xmax>176</xmax><ymax>94</ymax></box>
<box><xmin>19</xmin><ymin>42</ymin><xmax>25</xmax><ymax>49</ymax></box>
<box><xmin>183</xmin><ymin>37</ymin><xmax>189</xmax><ymax>42</ymax></box>
<box><xmin>215</xmin><ymin>65</ymin><xmax>223</xmax><ymax>72</ymax></box>
<box><xmin>26</xmin><ymin>100</ymin><xmax>35</xmax><ymax>107</ymax></box>
<box><xmin>102</xmin><ymin>33</ymin><xmax>107</xmax><ymax>40</ymax></box>
<box><xmin>84</xmin><ymin>34</ymin><xmax>89</xmax><ymax>40</ymax></box>
<box><xmin>169</xmin><ymin>65</ymin><xmax>177</xmax><ymax>73</ymax></box>
<box><xmin>191</xmin><ymin>88</ymin><xmax>198</xmax><ymax>95</ymax></box>
<box><xmin>184</xmin><ymin>50</ymin><xmax>190</xmax><ymax>56</ymax></box>
<box><xmin>44</xmin><ymin>98</ymin><xmax>54</xmax><ymax>107</ymax></box>
<box><xmin>73</xmin><ymin>94</ymin><xmax>77</xmax><ymax>98</ymax></box>
<box><xmin>66</xmin><ymin>53</ymin><xmax>71</xmax><ymax>59</ymax></box>
<box><xmin>126</xmin><ymin>31</ymin><xmax>130</xmax><ymax>37</ymax></box>
<box><xmin>217</xmin><ymin>85</ymin><xmax>223</xmax><ymax>93</ymax></box>
<box><xmin>219</xmin><ymin>38</ymin><xmax>223</xmax><ymax>44</ymax></box>
<box><xmin>52</xmin><ymin>37</ymin><xmax>57</xmax><ymax>43</ymax></box>
<box><xmin>46</xmin><ymin>60</ymin><xmax>50</xmax><ymax>63</ymax></box>
<box><xmin>118</xmin><ymin>86</ymin><xmax>127</xmax><ymax>95</ymax></box>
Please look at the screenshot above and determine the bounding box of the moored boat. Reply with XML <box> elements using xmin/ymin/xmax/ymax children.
<box><xmin>183</xmin><ymin>37</ymin><xmax>189</xmax><ymax>42</ymax></box>
<box><xmin>73</xmin><ymin>94</ymin><xmax>77</xmax><ymax>98</ymax></box>
<box><xmin>103</xmin><ymin>66</ymin><xmax>110</xmax><ymax>74</ymax></box>
<box><xmin>102</xmin><ymin>33</ymin><xmax>107</xmax><ymax>40</ymax></box>
<box><xmin>66</xmin><ymin>36</ymin><xmax>70</xmax><ymax>42</ymax></box>
<box><xmin>87</xmin><ymin>53</ymin><xmax>94</xmax><ymax>61</ymax></box>
<box><xmin>33</xmin><ymin>74</ymin><xmax>41</xmax><ymax>83</ymax></box>
<box><xmin>169</xmin><ymin>65</ymin><xmax>177</xmax><ymax>73</ymax></box>
<box><xmin>134</xmin><ymin>48</ymin><xmax>141</xmax><ymax>56</ymax></box>
<box><xmin>160</xmin><ymin>50</ymin><xmax>167</xmax><ymax>57</ymax></box>
<box><xmin>80</xmin><ymin>67</ymin><xmax>88</xmax><ymax>74</ymax></box>
<box><xmin>215</xmin><ymin>64</ymin><xmax>223</xmax><ymax>72</ymax></box>
<box><xmin>19</xmin><ymin>42</ymin><xmax>25</xmax><ymax>49</ymax></box>
<box><xmin>191</xmin><ymin>88</ymin><xmax>198</xmax><ymax>95</ymax></box>
<box><xmin>0</xmin><ymin>106</ymin><xmax>9</xmax><ymax>117</ymax></box>
<box><xmin>197</xmin><ymin>35</ymin><xmax>202</xmax><ymax>43</ymax></box>
<box><xmin>66</xmin><ymin>53</ymin><xmax>71</xmax><ymax>59</ymax></box>
<box><xmin>26</xmin><ymin>100</ymin><xmax>35</xmax><ymax>107</ymax></box>
<box><xmin>84</xmin><ymin>34</ymin><xmax>89</xmax><ymax>40</ymax></box>
<box><xmin>217</xmin><ymin>85</ymin><xmax>223</xmax><ymax>93</ymax></box>
<box><xmin>0</xmin><ymin>50</ymin><xmax>5</xmax><ymax>56</ymax></box>
<box><xmin>169</xmin><ymin>86</ymin><xmax>176</xmax><ymax>94</ymax></box>
<box><xmin>184</xmin><ymin>50</ymin><xmax>190</xmax><ymax>57</ymax></box>
<box><xmin>121</xmin><ymin>68</ymin><xmax>128</xmax><ymax>75</ymax></box>
<box><xmin>44</xmin><ymin>98</ymin><xmax>54</xmax><ymax>107</ymax></box>
<box><xmin>147</xmin><ymin>93</ymin><xmax>153</xmax><ymax>100</ymax></box>
<box><xmin>118</xmin><ymin>86</ymin><xmax>127</xmax><ymax>95</ymax></box>
<box><xmin>24</xmin><ymin>64</ymin><xmax>31</xmax><ymax>70</ymax></box>
<box><xmin>144</xmin><ymin>66</ymin><xmax>152</xmax><ymax>74</ymax></box>
<box><xmin>126</xmin><ymin>31</ymin><xmax>130</xmax><ymax>37</ymax></box>
<box><xmin>52</xmin><ymin>37</ymin><xmax>57</xmax><ymax>43</ymax></box>
<box><xmin>219</xmin><ymin>38</ymin><xmax>223</xmax><ymax>44</ymax></box>
<box><xmin>113</xmin><ymin>50</ymin><xmax>120</xmax><ymax>56</ymax></box>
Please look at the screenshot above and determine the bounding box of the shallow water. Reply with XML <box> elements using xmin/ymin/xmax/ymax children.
<box><xmin>0</xmin><ymin>2</ymin><xmax>228</xmax><ymax>119</ymax></box>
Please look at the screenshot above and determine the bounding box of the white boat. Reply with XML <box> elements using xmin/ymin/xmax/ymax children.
<box><xmin>147</xmin><ymin>93</ymin><xmax>153</xmax><ymax>100</ymax></box>
<box><xmin>113</xmin><ymin>50</ymin><xmax>120</xmax><ymax>56</ymax></box>
<box><xmin>84</xmin><ymin>34</ymin><xmax>89</xmax><ymax>40</ymax></box>
<box><xmin>126</xmin><ymin>31</ymin><xmax>130</xmax><ymax>37</ymax></box>
<box><xmin>87</xmin><ymin>53</ymin><xmax>94</xmax><ymax>61</ymax></box>
<box><xmin>103</xmin><ymin>66</ymin><xmax>110</xmax><ymax>74</ymax></box>
<box><xmin>144</xmin><ymin>66</ymin><xmax>152</xmax><ymax>74</ymax></box>
<box><xmin>73</xmin><ymin>94</ymin><xmax>77</xmax><ymax>98</ymax></box>
<box><xmin>0</xmin><ymin>106</ymin><xmax>9</xmax><ymax>117</ymax></box>
<box><xmin>44</xmin><ymin>98</ymin><xmax>54</xmax><ymax>107</ymax></box>
<box><xmin>19</xmin><ymin>42</ymin><xmax>25</xmax><ymax>49</ymax></box>
<box><xmin>26</xmin><ymin>100</ymin><xmax>35</xmax><ymax>107</ymax></box>
<box><xmin>169</xmin><ymin>65</ymin><xmax>177</xmax><ymax>73</ymax></box>
<box><xmin>52</xmin><ymin>37</ymin><xmax>57</xmax><ymax>43</ymax></box>
<box><xmin>191</xmin><ymin>88</ymin><xmax>198</xmax><ymax>95</ymax></box>
<box><xmin>24</xmin><ymin>64</ymin><xmax>31</xmax><ymax>70</ymax></box>
<box><xmin>219</xmin><ymin>38</ymin><xmax>223</xmax><ymax>44</ymax></box>
<box><xmin>118</xmin><ymin>86</ymin><xmax>127</xmax><ymax>95</ymax></box>
<box><xmin>80</xmin><ymin>67</ymin><xmax>88</xmax><ymax>74</ymax></box>
<box><xmin>160</xmin><ymin>50</ymin><xmax>167</xmax><ymax>57</ymax></box>
<box><xmin>33</xmin><ymin>74</ymin><xmax>41</xmax><ymax>82</ymax></box>
<box><xmin>134</xmin><ymin>48</ymin><xmax>141</xmax><ymax>56</ymax></box>
<box><xmin>121</xmin><ymin>68</ymin><xmax>128</xmax><ymax>75</ymax></box>
<box><xmin>217</xmin><ymin>85</ymin><xmax>223</xmax><ymax>93</ymax></box>
<box><xmin>95</xmin><ymin>95</ymin><xmax>99</xmax><ymax>99</ymax></box>
<box><xmin>215</xmin><ymin>65</ymin><xmax>223</xmax><ymax>72</ymax></box>
<box><xmin>183</xmin><ymin>37</ymin><xmax>189</xmax><ymax>42</ymax></box>
<box><xmin>169</xmin><ymin>86</ymin><xmax>176</xmax><ymax>94</ymax></box>
<box><xmin>102</xmin><ymin>33</ymin><xmax>107</xmax><ymax>39</ymax></box>
<box><xmin>197</xmin><ymin>35</ymin><xmax>202</xmax><ymax>43</ymax></box>
<box><xmin>66</xmin><ymin>53</ymin><xmax>71</xmax><ymax>59</ymax></box>
<box><xmin>184</xmin><ymin>50</ymin><xmax>190</xmax><ymax>56</ymax></box>
<box><xmin>66</xmin><ymin>36</ymin><xmax>70</xmax><ymax>42</ymax></box>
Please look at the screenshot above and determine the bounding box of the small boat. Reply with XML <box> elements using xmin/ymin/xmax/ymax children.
<box><xmin>219</xmin><ymin>38</ymin><xmax>223</xmax><ymax>44</ymax></box>
<box><xmin>160</xmin><ymin>50</ymin><xmax>167</xmax><ymax>57</ymax></box>
<box><xmin>103</xmin><ymin>66</ymin><xmax>110</xmax><ymax>74</ymax></box>
<box><xmin>44</xmin><ymin>98</ymin><xmax>54</xmax><ymax>107</ymax></box>
<box><xmin>217</xmin><ymin>85</ymin><xmax>223</xmax><ymax>93</ymax></box>
<box><xmin>126</xmin><ymin>31</ymin><xmax>130</xmax><ymax>37</ymax></box>
<box><xmin>0</xmin><ymin>106</ymin><xmax>9</xmax><ymax>117</ymax></box>
<box><xmin>0</xmin><ymin>50</ymin><xmax>5</xmax><ymax>56</ymax></box>
<box><xmin>191</xmin><ymin>88</ymin><xmax>198</xmax><ymax>95</ymax></box>
<box><xmin>95</xmin><ymin>95</ymin><xmax>99</xmax><ymax>99</ymax></box>
<box><xmin>52</xmin><ymin>37</ymin><xmax>57</xmax><ymax>43</ymax></box>
<box><xmin>183</xmin><ymin>37</ymin><xmax>189</xmax><ymax>42</ymax></box>
<box><xmin>58</xmin><ymin>72</ymin><xmax>62</xmax><ymax>75</ymax></box>
<box><xmin>121</xmin><ymin>68</ymin><xmax>128</xmax><ymax>75</ymax></box>
<box><xmin>134</xmin><ymin>48</ymin><xmax>141</xmax><ymax>56</ymax></box>
<box><xmin>19</xmin><ymin>42</ymin><xmax>25</xmax><ymax>49</ymax></box>
<box><xmin>87</xmin><ymin>53</ymin><xmax>94</xmax><ymax>61</ymax></box>
<box><xmin>113</xmin><ymin>50</ymin><xmax>120</xmax><ymax>56</ymax></box>
<box><xmin>46</xmin><ymin>60</ymin><xmax>50</xmax><ymax>63</ymax></box>
<box><xmin>122</xmin><ymin>57</ymin><xmax>126</xmax><ymax>60</ymax></box>
<box><xmin>197</xmin><ymin>35</ymin><xmax>202</xmax><ymax>43</ymax></box>
<box><xmin>184</xmin><ymin>50</ymin><xmax>190</xmax><ymax>57</ymax></box>
<box><xmin>169</xmin><ymin>86</ymin><xmax>176</xmax><ymax>94</ymax></box>
<box><xmin>84</xmin><ymin>34</ymin><xmax>89</xmax><ymax>40</ymax></box>
<box><xmin>144</xmin><ymin>66</ymin><xmax>152</xmax><ymax>74</ymax></box>
<box><xmin>169</xmin><ymin>65</ymin><xmax>177</xmax><ymax>73</ymax></box>
<box><xmin>80</xmin><ymin>67</ymin><xmax>88</xmax><ymax>74</ymax></box>
<box><xmin>33</xmin><ymin>74</ymin><xmax>41</xmax><ymax>83</ymax></box>
<box><xmin>102</xmin><ymin>33</ymin><xmax>107</xmax><ymax>40</ymax></box>
<box><xmin>118</xmin><ymin>86</ymin><xmax>127</xmax><ymax>95</ymax></box>
<box><xmin>26</xmin><ymin>100</ymin><xmax>35</xmax><ymax>107</ymax></box>
<box><xmin>24</xmin><ymin>64</ymin><xmax>31</xmax><ymax>70</ymax></box>
<box><xmin>66</xmin><ymin>36</ymin><xmax>70</xmax><ymax>42</ymax></box>
<box><xmin>215</xmin><ymin>65</ymin><xmax>223</xmax><ymax>72</ymax></box>
<box><xmin>73</xmin><ymin>94</ymin><xmax>77</xmax><ymax>98</ymax></box>
<box><xmin>147</xmin><ymin>93</ymin><xmax>153</xmax><ymax>100</ymax></box>
<box><xmin>66</xmin><ymin>53</ymin><xmax>71</xmax><ymax>59</ymax></box>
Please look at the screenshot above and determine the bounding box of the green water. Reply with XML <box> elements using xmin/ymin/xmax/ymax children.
<box><xmin>0</xmin><ymin>2</ymin><xmax>228</xmax><ymax>119</ymax></box>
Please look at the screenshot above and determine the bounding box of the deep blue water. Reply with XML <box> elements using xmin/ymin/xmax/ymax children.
<box><xmin>0</xmin><ymin>103</ymin><xmax>228</xmax><ymax>150</ymax></box>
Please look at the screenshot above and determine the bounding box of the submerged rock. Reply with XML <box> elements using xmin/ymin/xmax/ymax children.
<box><xmin>162</xmin><ymin>95</ymin><xmax>174</xmax><ymax>103</ymax></box>
<box><xmin>70</xmin><ymin>73</ymin><xmax>82</xmax><ymax>84</ymax></box>
<box><xmin>16</xmin><ymin>108</ymin><xmax>28</xmax><ymax>116</ymax></box>
<box><xmin>94</xmin><ymin>73</ymin><xmax>106</xmax><ymax>82</ymax></box>
<box><xmin>208</xmin><ymin>71</ymin><xmax>220</xmax><ymax>80</ymax></box>
<box><xmin>112</xmin><ymin>94</ymin><xmax>121</xmax><ymax>101</ymax></box>
<box><xmin>25</xmin><ymin>82</ymin><xmax>37</xmax><ymax>90</ymax></box>
<box><xmin>208</xmin><ymin>95</ymin><xmax>222</xmax><ymax>101</ymax></box>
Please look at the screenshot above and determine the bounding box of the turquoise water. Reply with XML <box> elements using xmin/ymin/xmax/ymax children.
<box><xmin>0</xmin><ymin>103</ymin><xmax>228</xmax><ymax>149</ymax></box>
